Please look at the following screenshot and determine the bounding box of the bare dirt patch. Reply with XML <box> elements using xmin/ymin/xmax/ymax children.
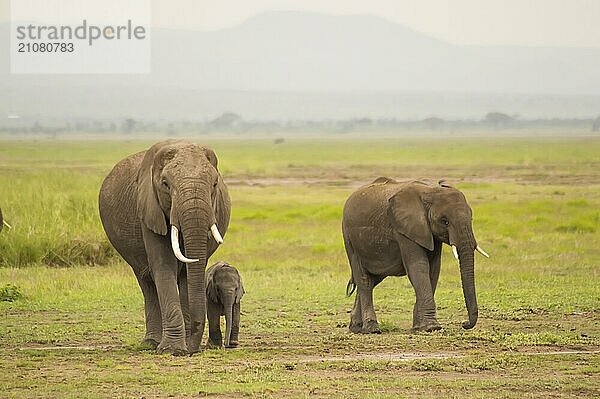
<box><xmin>297</xmin><ymin>351</ymin><xmax>462</xmax><ymax>363</ymax></box>
<box><xmin>225</xmin><ymin>171</ymin><xmax>600</xmax><ymax>188</ymax></box>
<box><xmin>19</xmin><ymin>344</ymin><xmax>121</xmax><ymax>351</ymax></box>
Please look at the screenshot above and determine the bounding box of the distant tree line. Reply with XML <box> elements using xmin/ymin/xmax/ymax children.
<box><xmin>1</xmin><ymin>112</ymin><xmax>599</xmax><ymax>136</ymax></box>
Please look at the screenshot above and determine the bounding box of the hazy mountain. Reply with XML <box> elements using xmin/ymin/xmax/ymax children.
<box><xmin>1</xmin><ymin>11</ymin><xmax>600</xmax><ymax>120</ymax></box>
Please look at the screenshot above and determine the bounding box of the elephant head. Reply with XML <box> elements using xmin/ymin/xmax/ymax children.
<box><xmin>137</xmin><ymin>140</ymin><xmax>229</xmax><ymax>346</ymax></box>
<box><xmin>388</xmin><ymin>181</ymin><xmax>487</xmax><ymax>329</ymax></box>
<box><xmin>206</xmin><ymin>262</ymin><xmax>245</xmax><ymax>348</ymax></box>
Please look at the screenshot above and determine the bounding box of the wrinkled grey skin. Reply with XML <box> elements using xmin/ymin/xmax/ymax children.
<box><xmin>342</xmin><ymin>178</ymin><xmax>479</xmax><ymax>333</ymax></box>
<box><xmin>99</xmin><ymin>140</ymin><xmax>230</xmax><ymax>355</ymax></box>
<box><xmin>206</xmin><ymin>261</ymin><xmax>245</xmax><ymax>348</ymax></box>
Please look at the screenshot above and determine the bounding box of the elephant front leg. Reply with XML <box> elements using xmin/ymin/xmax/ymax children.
<box><xmin>154</xmin><ymin>269</ymin><xmax>188</xmax><ymax>355</ymax></box>
<box><xmin>428</xmin><ymin>241</ymin><xmax>442</xmax><ymax>296</ymax></box>
<box><xmin>178</xmin><ymin>271</ymin><xmax>202</xmax><ymax>353</ymax></box>
<box><xmin>177</xmin><ymin>267</ymin><xmax>192</xmax><ymax>339</ymax></box>
<box><xmin>228</xmin><ymin>302</ymin><xmax>241</xmax><ymax>348</ymax></box>
<box><xmin>135</xmin><ymin>274</ymin><xmax>162</xmax><ymax>349</ymax></box>
<box><xmin>400</xmin><ymin>237</ymin><xmax>441</xmax><ymax>332</ymax></box>
<box><xmin>144</xmin><ymin>228</ymin><xmax>188</xmax><ymax>355</ymax></box>
<box><xmin>406</xmin><ymin>260</ymin><xmax>441</xmax><ymax>332</ymax></box>
<box><xmin>206</xmin><ymin>301</ymin><xmax>223</xmax><ymax>348</ymax></box>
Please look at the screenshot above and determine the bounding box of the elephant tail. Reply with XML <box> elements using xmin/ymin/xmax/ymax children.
<box><xmin>346</xmin><ymin>278</ymin><xmax>356</xmax><ymax>297</ymax></box>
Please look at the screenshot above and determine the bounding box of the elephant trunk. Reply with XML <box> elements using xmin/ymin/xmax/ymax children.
<box><xmin>458</xmin><ymin>246</ymin><xmax>478</xmax><ymax>329</ymax></box>
<box><xmin>231</xmin><ymin>301</ymin><xmax>241</xmax><ymax>346</ymax></box>
<box><xmin>178</xmin><ymin>201</ymin><xmax>212</xmax><ymax>353</ymax></box>
<box><xmin>223</xmin><ymin>295</ymin><xmax>235</xmax><ymax>348</ymax></box>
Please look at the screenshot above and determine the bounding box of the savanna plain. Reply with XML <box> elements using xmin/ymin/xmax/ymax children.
<box><xmin>0</xmin><ymin>135</ymin><xmax>599</xmax><ymax>398</ymax></box>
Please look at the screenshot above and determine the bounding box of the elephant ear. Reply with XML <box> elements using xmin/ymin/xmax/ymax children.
<box><xmin>206</xmin><ymin>277</ymin><xmax>218</xmax><ymax>303</ymax></box>
<box><xmin>137</xmin><ymin>146</ymin><xmax>168</xmax><ymax>235</ymax></box>
<box><xmin>235</xmin><ymin>276</ymin><xmax>245</xmax><ymax>304</ymax></box>
<box><xmin>388</xmin><ymin>187</ymin><xmax>434</xmax><ymax>251</ymax></box>
<box><xmin>202</xmin><ymin>146</ymin><xmax>218</xmax><ymax>171</ymax></box>
<box><xmin>206</xmin><ymin>264</ymin><xmax>219</xmax><ymax>302</ymax></box>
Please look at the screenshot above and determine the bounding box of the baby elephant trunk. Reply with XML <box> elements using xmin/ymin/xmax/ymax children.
<box><xmin>223</xmin><ymin>295</ymin><xmax>235</xmax><ymax>348</ymax></box>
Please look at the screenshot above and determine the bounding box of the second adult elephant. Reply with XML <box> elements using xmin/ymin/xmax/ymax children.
<box><xmin>342</xmin><ymin>178</ymin><xmax>488</xmax><ymax>333</ymax></box>
<box><xmin>99</xmin><ymin>140</ymin><xmax>231</xmax><ymax>355</ymax></box>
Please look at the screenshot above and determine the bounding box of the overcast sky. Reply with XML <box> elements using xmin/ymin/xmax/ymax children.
<box><xmin>2</xmin><ymin>0</ymin><xmax>599</xmax><ymax>48</ymax></box>
<box><xmin>149</xmin><ymin>0</ymin><xmax>600</xmax><ymax>48</ymax></box>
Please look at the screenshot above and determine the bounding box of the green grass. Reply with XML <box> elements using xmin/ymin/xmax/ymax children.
<box><xmin>0</xmin><ymin>136</ymin><xmax>599</xmax><ymax>398</ymax></box>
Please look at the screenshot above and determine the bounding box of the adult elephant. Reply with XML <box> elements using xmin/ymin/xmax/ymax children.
<box><xmin>342</xmin><ymin>178</ymin><xmax>488</xmax><ymax>333</ymax></box>
<box><xmin>99</xmin><ymin>140</ymin><xmax>230</xmax><ymax>355</ymax></box>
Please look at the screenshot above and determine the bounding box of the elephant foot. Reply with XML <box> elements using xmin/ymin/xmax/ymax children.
<box><xmin>206</xmin><ymin>339</ymin><xmax>222</xmax><ymax>349</ymax></box>
<box><xmin>186</xmin><ymin>333</ymin><xmax>202</xmax><ymax>354</ymax></box>
<box><xmin>361</xmin><ymin>320</ymin><xmax>381</xmax><ymax>334</ymax></box>
<box><xmin>349</xmin><ymin>321</ymin><xmax>363</xmax><ymax>334</ymax></box>
<box><xmin>140</xmin><ymin>338</ymin><xmax>160</xmax><ymax>350</ymax></box>
<box><xmin>156</xmin><ymin>339</ymin><xmax>188</xmax><ymax>356</ymax></box>
<box><xmin>225</xmin><ymin>340</ymin><xmax>239</xmax><ymax>348</ymax></box>
<box><xmin>462</xmin><ymin>320</ymin><xmax>477</xmax><ymax>330</ymax></box>
<box><xmin>412</xmin><ymin>320</ymin><xmax>442</xmax><ymax>333</ymax></box>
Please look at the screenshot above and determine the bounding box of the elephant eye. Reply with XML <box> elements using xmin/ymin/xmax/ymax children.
<box><xmin>441</xmin><ymin>217</ymin><xmax>449</xmax><ymax>226</ymax></box>
<box><xmin>161</xmin><ymin>179</ymin><xmax>169</xmax><ymax>189</ymax></box>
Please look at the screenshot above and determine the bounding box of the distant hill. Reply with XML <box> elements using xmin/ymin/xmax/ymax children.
<box><xmin>1</xmin><ymin>11</ymin><xmax>600</xmax><ymax>120</ymax></box>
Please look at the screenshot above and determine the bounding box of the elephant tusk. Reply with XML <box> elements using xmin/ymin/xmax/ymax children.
<box><xmin>451</xmin><ymin>245</ymin><xmax>459</xmax><ymax>262</ymax></box>
<box><xmin>2</xmin><ymin>220</ymin><xmax>11</xmax><ymax>229</ymax></box>
<box><xmin>476</xmin><ymin>245</ymin><xmax>490</xmax><ymax>258</ymax></box>
<box><xmin>170</xmin><ymin>226</ymin><xmax>199</xmax><ymax>263</ymax></box>
<box><xmin>210</xmin><ymin>224</ymin><xmax>224</xmax><ymax>244</ymax></box>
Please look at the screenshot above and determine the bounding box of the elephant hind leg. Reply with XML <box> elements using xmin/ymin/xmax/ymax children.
<box><xmin>349</xmin><ymin>275</ymin><xmax>386</xmax><ymax>334</ymax></box>
<box><xmin>345</xmin><ymin>241</ymin><xmax>364</xmax><ymax>333</ymax></box>
<box><xmin>347</xmin><ymin>247</ymin><xmax>381</xmax><ymax>334</ymax></box>
<box><xmin>349</xmin><ymin>293</ymin><xmax>362</xmax><ymax>333</ymax></box>
<box><xmin>362</xmin><ymin>275</ymin><xmax>385</xmax><ymax>333</ymax></box>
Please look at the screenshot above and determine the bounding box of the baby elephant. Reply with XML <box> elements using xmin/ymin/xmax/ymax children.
<box><xmin>206</xmin><ymin>261</ymin><xmax>245</xmax><ymax>348</ymax></box>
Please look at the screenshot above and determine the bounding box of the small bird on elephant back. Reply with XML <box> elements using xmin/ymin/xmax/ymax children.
<box><xmin>342</xmin><ymin>177</ymin><xmax>489</xmax><ymax>333</ymax></box>
<box><xmin>206</xmin><ymin>261</ymin><xmax>245</xmax><ymax>349</ymax></box>
<box><xmin>99</xmin><ymin>140</ymin><xmax>231</xmax><ymax>355</ymax></box>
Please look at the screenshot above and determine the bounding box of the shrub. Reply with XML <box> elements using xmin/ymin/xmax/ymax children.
<box><xmin>0</xmin><ymin>283</ymin><xmax>23</xmax><ymax>302</ymax></box>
